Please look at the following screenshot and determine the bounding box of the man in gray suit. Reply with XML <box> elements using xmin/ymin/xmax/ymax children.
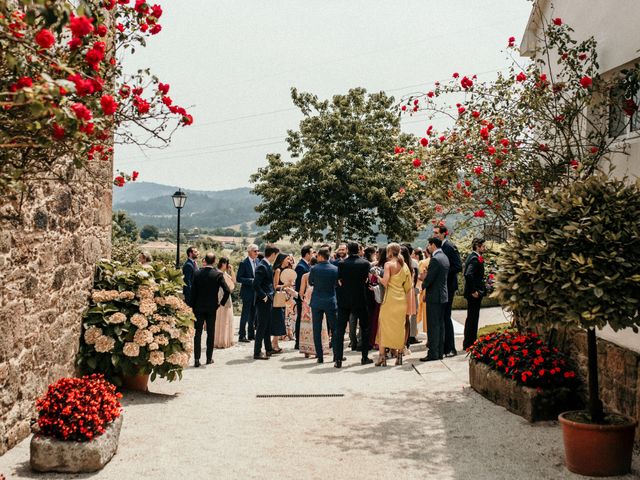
<box><xmin>420</xmin><ymin>237</ymin><xmax>450</xmax><ymax>362</ymax></box>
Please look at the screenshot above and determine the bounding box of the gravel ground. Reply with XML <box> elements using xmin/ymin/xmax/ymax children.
<box><xmin>1</xmin><ymin>308</ymin><xmax>638</xmax><ymax>480</ymax></box>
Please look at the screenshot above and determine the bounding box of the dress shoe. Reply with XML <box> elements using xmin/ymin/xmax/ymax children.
<box><xmin>194</xmin><ymin>360</ymin><xmax>201</xmax><ymax>367</ymax></box>
<box><xmin>265</xmin><ymin>350</ymin><xmax>273</xmax><ymax>357</ymax></box>
<box><xmin>361</xmin><ymin>357</ymin><xmax>373</xmax><ymax>365</ymax></box>
<box><xmin>253</xmin><ymin>354</ymin><xmax>269</xmax><ymax>360</ymax></box>
<box><xmin>248</xmin><ymin>336</ymin><xmax>255</xmax><ymax>341</ymax></box>
<box><xmin>239</xmin><ymin>338</ymin><xmax>250</xmax><ymax>343</ymax></box>
<box><xmin>206</xmin><ymin>359</ymin><xmax>214</xmax><ymax>365</ymax></box>
<box><xmin>317</xmin><ymin>358</ymin><xmax>324</xmax><ymax>364</ymax></box>
<box><xmin>420</xmin><ymin>356</ymin><xmax>438</xmax><ymax>362</ymax></box>
<box><xmin>334</xmin><ymin>360</ymin><xmax>342</xmax><ymax>369</ymax></box>
<box><xmin>271</xmin><ymin>348</ymin><xmax>283</xmax><ymax>355</ymax></box>
<box><xmin>409</xmin><ymin>337</ymin><xmax>420</xmax><ymax>345</ymax></box>
<box><xmin>446</xmin><ymin>349</ymin><xmax>458</xmax><ymax>357</ymax></box>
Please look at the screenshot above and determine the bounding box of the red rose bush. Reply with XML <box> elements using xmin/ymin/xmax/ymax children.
<box><xmin>35</xmin><ymin>374</ymin><xmax>122</xmax><ymax>442</ymax></box>
<box><xmin>468</xmin><ymin>331</ymin><xmax>577</xmax><ymax>389</ymax></box>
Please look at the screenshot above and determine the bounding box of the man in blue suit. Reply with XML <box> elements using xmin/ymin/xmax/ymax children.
<box><xmin>237</xmin><ymin>244</ymin><xmax>259</xmax><ymax>342</ymax></box>
<box><xmin>294</xmin><ymin>245</ymin><xmax>314</xmax><ymax>349</ymax></box>
<box><xmin>182</xmin><ymin>246</ymin><xmax>199</xmax><ymax>306</ymax></box>
<box><xmin>309</xmin><ymin>248</ymin><xmax>339</xmax><ymax>366</ymax></box>
<box><xmin>252</xmin><ymin>244</ymin><xmax>280</xmax><ymax>360</ymax></box>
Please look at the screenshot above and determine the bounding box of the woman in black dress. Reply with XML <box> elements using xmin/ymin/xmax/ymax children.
<box><xmin>270</xmin><ymin>253</ymin><xmax>293</xmax><ymax>353</ymax></box>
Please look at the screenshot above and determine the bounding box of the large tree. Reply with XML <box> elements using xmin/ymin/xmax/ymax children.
<box><xmin>251</xmin><ymin>87</ymin><xmax>419</xmax><ymax>244</ymax></box>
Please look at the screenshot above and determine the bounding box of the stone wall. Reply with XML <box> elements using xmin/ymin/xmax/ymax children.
<box><xmin>0</xmin><ymin>164</ymin><xmax>112</xmax><ymax>455</ymax></box>
<box><xmin>563</xmin><ymin>330</ymin><xmax>640</xmax><ymax>444</ymax></box>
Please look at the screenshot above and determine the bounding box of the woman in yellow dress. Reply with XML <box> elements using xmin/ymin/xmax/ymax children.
<box><xmin>416</xmin><ymin>249</ymin><xmax>431</xmax><ymax>334</ymax></box>
<box><xmin>375</xmin><ymin>243</ymin><xmax>412</xmax><ymax>366</ymax></box>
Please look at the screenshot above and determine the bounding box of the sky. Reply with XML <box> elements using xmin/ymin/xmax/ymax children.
<box><xmin>114</xmin><ymin>0</ymin><xmax>533</xmax><ymax>191</ymax></box>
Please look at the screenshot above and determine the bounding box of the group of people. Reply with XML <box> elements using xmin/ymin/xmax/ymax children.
<box><xmin>181</xmin><ymin>225</ymin><xmax>487</xmax><ymax>369</ymax></box>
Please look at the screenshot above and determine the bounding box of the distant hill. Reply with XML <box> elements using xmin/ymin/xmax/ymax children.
<box><xmin>113</xmin><ymin>182</ymin><xmax>260</xmax><ymax>229</ymax></box>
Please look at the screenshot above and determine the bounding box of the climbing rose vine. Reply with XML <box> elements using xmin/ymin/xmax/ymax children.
<box><xmin>0</xmin><ymin>0</ymin><xmax>192</xmax><ymax>197</ymax></box>
<box><xmin>394</xmin><ymin>14</ymin><xmax>640</xmax><ymax>232</ymax></box>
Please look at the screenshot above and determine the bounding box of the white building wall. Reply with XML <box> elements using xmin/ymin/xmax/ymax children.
<box><xmin>522</xmin><ymin>0</ymin><xmax>640</xmax><ymax>352</ymax></box>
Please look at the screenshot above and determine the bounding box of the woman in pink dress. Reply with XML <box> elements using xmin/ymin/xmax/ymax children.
<box><xmin>214</xmin><ymin>257</ymin><xmax>236</xmax><ymax>349</ymax></box>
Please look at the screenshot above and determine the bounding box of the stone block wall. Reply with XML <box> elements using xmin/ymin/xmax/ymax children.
<box><xmin>563</xmin><ymin>330</ymin><xmax>640</xmax><ymax>443</ymax></box>
<box><xmin>0</xmin><ymin>165</ymin><xmax>112</xmax><ymax>455</ymax></box>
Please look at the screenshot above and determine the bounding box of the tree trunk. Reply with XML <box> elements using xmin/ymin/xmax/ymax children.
<box><xmin>587</xmin><ymin>327</ymin><xmax>604</xmax><ymax>423</ymax></box>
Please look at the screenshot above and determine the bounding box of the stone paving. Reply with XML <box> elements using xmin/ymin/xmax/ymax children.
<box><xmin>0</xmin><ymin>308</ymin><xmax>638</xmax><ymax>479</ymax></box>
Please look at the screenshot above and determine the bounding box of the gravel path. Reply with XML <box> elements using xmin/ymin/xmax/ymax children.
<box><xmin>1</xmin><ymin>308</ymin><xmax>638</xmax><ymax>479</ymax></box>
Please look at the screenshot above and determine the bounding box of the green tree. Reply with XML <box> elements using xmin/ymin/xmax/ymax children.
<box><xmin>112</xmin><ymin>210</ymin><xmax>138</xmax><ymax>242</ymax></box>
<box><xmin>140</xmin><ymin>224</ymin><xmax>159</xmax><ymax>240</ymax></box>
<box><xmin>251</xmin><ymin>87</ymin><xmax>419</xmax><ymax>244</ymax></box>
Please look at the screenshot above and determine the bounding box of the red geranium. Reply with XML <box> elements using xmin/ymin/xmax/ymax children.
<box><xmin>468</xmin><ymin>331</ymin><xmax>578</xmax><ymax>389</ymax></box>
<box><xmin>35</xmin><ymin>29</ymin><xmax>55</xmax><ymax>49</ymax></box>
<box><xmin>35</xmin><ymin>374</ymin><xmax>122</xmax><ymax>442</ymax></box>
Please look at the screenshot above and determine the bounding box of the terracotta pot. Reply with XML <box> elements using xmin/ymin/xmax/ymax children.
<box><xmin>121</xmin><ymin>373</ymin><xmax>149</xmax><ymax>392</ymax></box>
<box><xmin>559</xmin><ymin>410</ymin><xmax>637</xmax><ymax>477</ymax></box>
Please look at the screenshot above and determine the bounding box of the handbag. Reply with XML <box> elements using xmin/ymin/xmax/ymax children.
<box><xmin>273</xmin><ymin>290</ymin><xmax>287</xmax><ymax>308</ymax></box>
<box><xmin>372</xmin><ymin>284</ymin><xmax>383</xmax><ymax>304</ymax></box>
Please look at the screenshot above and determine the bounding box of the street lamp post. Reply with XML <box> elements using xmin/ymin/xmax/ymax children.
<box><xmin>171</xmin><ymin>189</ymin><xmax>187</xmax><ymax>269</ymax></box>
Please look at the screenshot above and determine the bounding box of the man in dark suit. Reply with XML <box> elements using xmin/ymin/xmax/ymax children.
<box><xmin>190</xmin><ymin>252</ymin><xmax>230</xmax><ymax>367</ymax></box>
<box><xmin>252</xmin><ymin>244</ymin><xmax>280</xmax><ymax>360</ymax></box>
<box><xmin>463</xmin><ymin>238</ymin><xmax>486</xmax><ymax>350</ymax></box>
<box><xmin>294</xmin><ymin>245</ymin><xmax>314</xmax><ymax>349</ymax></box>
<box><xmin>182</xmin><ymin>246</ymin><xmax>199</xmax><ymax>306</ymax></box>
<box><xmin>336</xmin><ymin>241</ymin><xmax>373</xmax><ymax>367</ymax></box>
<box><xmin>420</xmin><ymin>237</ymin><xmax>450</xmax><ymax>362</ymax></box>
<box><xmin>434</xmin><ymin>225</ymin><xmax>462</xmax><ymax>356</ymax></box>
<box><xmin>236</xmin><ymin>244</ymin><xmax>259</xmax><ymax>342</ymax></box>
<box><xmin>309</xmin><ymin>248</ymin><xmax>339</xmax><ymax>364</ymax></box>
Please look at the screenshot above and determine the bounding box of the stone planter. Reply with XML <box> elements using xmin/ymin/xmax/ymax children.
<box><xmin>469</xmin><ymin>360</ymin><xmax>580</xmax><ymax>422</ymax></box>
<box><xmin>30</xmin><ymin>414</ymin><xmax>123</xmax><ymax>473</ymax></box>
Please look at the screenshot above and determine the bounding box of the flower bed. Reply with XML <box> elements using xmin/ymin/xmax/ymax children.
<box><xmin>31</xmin><ymin>375</ymin><xmax>123</xmax><ymax>472</ymax></box>
<box><xmin>467</xmin><ymin>331</ymin><xmax>581</xmax><ymax>421</ymax></box>
<box><xmin>77</xmin><ymin>261</ymin><xmax>195</xmax><ymax>384</ymax></box>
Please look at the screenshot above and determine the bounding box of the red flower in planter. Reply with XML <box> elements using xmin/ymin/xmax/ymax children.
<box><xmin>35</xmin><ymin>374</ymin><xmax>121</xmax><ymax>442</ymax></box>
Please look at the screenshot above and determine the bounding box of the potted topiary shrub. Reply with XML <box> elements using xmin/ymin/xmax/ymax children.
<box><xmin>30</xmin><ymin>374</ymin><xmax>123</xmax><ymax>473</ymax></box>
<box><xmin>495</xmin><ymin>174</ymin><xmax>640</xmax><ymax>476</ymax></box>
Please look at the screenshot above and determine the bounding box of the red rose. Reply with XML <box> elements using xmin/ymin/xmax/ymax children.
<box><xmin>474</xmin><ymin>210</ymin><xmax>486</xmax><ymax>219</ymax></box>
<box><xmin>150</xmin><ymin>24</ymin><xmax>162</xmax><ymax>35</ymax></box>
<box><xmin>71</xmin><ymin>103</ymin><xmax>93</xmax><ymax>121</ymax></box>
<box><xmin>135</xmin><ymin>0</ymin><xmax>149</xmax><ymax>13</ymax></box>
<box><xmin>114</xmin><ymin>175</ymin><xmax>126</xmax><ymax>187</ymax></box>
<box><xmin>480</xmin><ymin>127</ymin><xmax>489</xmax><ymax>139</ymax></box>
<box><xmin>412</xmin><ymin>158</ymin><xmax>422</xmax><ymax>167</ymax></box>
<box><xmin>473</xmin><ymin>166</ymin><xmax>483</xmax><ymax>175</ymax></box>
<box><xmin>420</xmin><ymin>137</ymin><xmax>428</xmax><ymax>147</ymax></box>
<box><xmin>35</xmin><ymin>29</ymin><xmax>55</xmax><ymax>49</ymax></box>
<box><xmin>69</xmin><ymin>15</ymin><xmax>94</xmax><ymax>37</ymax></box>
<box><xmin>16</xmin><ymin>76</ymin><xmax>32</xmax><ymax>89</ymax></box>
<box><xmin>119</xmin><ymin>85</ymin><xmax>131</xmax><ymax>98</ymax></box>
<box><xmin>570</xmin><ymin>159</ymin><xmax>579</xmax><ymax>170</ymax></box>
<box><xmin>182</xmin><ymin>113</ymin><xmax>193</xmax><ymax>126</ymax></box>
<box><xmin>552</xmin><ymin>18</ymin><xmax>562</xmax><ymax>26</ymax></box>
<box><xmin>151</xmin><ymin>4</ymin><xmax>163</xmax><ymax>18</ymax></box>
<box><xmin>460</xmin><ymin>76</ymin><xmax>473</xmax><ymax>89</ymax></box>
<box><xmin>507</xmin><ymin>36</ymin><xmax>516</xmax><ymax>47</ymax></box>
<box><xmin>580</xmin><ymin>76</ymin><xmax>592</xmax><ymax>88</ymax></box>
<box><xmin>132</xmin><ymin>171</ymin><xmax>139</xmax><ymax>181</ymax></box>
<box><xmin>51</xmin><ymin>123</ymin><xmax>65</xmax><ymax>140</ymax></box>
<box><xmin>97</xmin><ymin>25</ymin><xmax>108</xmax><ymax>37</ymax></box>
<box><xmin>452</xmin><ymin>72</ymin><xmax>459</xmax><ymax>78</ymax></box>
<box><xmin>100</xmin><ymin>95</ymin><xmax>118</xmax><ymax>115</ymax></box>
<box><xmin>472</xmin><ymin>111</ymin><xmax>480</xmax><ymax>118</ymax></box>
<box><xmin>487</xmin><ymin>146</ymin><xmax>496</xmax><ymax>155</ymax></box>
<box><xmin>401</xmin><ymin>105</ymin><xmax>407</xmax><ymax>111</ymax></box>
<box><xmin>516</xmin><ymin>72</ymin><xmax>527</xmax><ymax>82</ymax></box>
<box><xmin>458</xmin><ymin>106</ymin><xmax>466</xmax><ymax>114</ymax></box>
<box><xmin>158</xmin><ymin>82</ymin><xmax>170</xmax><ymax>95</ymax></box>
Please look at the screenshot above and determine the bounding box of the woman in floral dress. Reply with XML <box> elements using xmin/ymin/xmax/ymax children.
<box><xmin>290</xmin><ymin>258</ymin><xmax>330</xmax><ymax>358</ymax></box>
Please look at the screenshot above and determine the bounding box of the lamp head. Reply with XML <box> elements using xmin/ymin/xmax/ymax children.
<box><xmin>172</xmin><ymin>189</ymin><xmax>187</xmax><ymax>209</ymax></box>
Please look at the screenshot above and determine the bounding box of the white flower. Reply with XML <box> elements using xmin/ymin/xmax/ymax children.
<box><xmin>149</xmin><ymin>351</ymin><xmax>165</xmax><ymax>366</ymax></box>
<box><xmin>167</xmin><ymin>352</ymin><xmax>189</xmax><ymax>367</ymax></box>
<box><xmin>123</xmin><ymin>342</ymin><xmax>140</xmax><ymax>357</ymax></box>
<box><xmin>154</xmin><ymin>335</ymin><xmax>169</xmax><ymax>346</ymax></box>
<box><xmin>94</xmin><ymin>336</ymin><xmax>115</xmax><ymax>353</ymax></box>
<box><xmin>137</xmin><ymin>270</ymin><xmax>150</xmax><ymax>279</ymax></box>
<box><xmin>84</xmin><ymin>326</ymin><xmax>103</xmax><ymax>345</ymax></box>
<box><xmin>131</xmin><ymin>314</ymin><xmax>148</xmax><ymax>329</ymax></box>
<box><xmin>133</xmin><ymin>328</ymin><xmax>154</xmax><ymax>346</ymax></box>
<box><xmin>148</xmin><ymin>342</ymin><xmax>159</xmax><ymax>351</ymax></box>
<box><xmin>106</xmin><ymin>312</ymin><xmax>127</xmax><ymax>324</ymax></box>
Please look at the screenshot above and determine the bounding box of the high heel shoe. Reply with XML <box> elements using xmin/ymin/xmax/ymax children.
<box><xmin>396</xmin><ymin>353</ymin><xmax>403</xmax><ymax>366</ymax></box>
<box><xmin>375</xmin><ymin>355</ymin><xmax>387</xmax><ymax>367</ymax></box>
